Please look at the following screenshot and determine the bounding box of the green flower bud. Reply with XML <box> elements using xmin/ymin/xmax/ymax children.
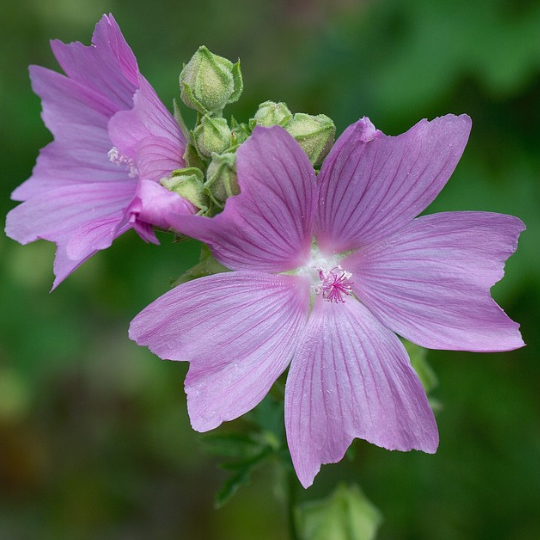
<box><xmin>285</xmin><ymin>113</ymin><xmax>336</xmax><ymax>165</ymax></box>
<box><xmin>160</xmin><ymin>167</ymin><xmax>208</xmax><ymax>212</ymax></box>
<box><xmin>193</xmin><ymin>116</ymin><xmax>232</xmax><ymax>158</ymax></box>
<box><xmin>253</xmin><ymin>101</ymin><xmax>292</xmax><ymax>127</ymax></box>
<box><xmin>179</xmin><ymin>46</ymin><xmax>243</xmax><ymax>115</ymax></box>
<box><xmin>205</xmin><ymin>152</ymin><xmax>239</xmax><ymax>206</ymax></box>
<box><xmin>230</xmin><ymin>117</ymin><xmax>251</xmax><ymax>148</ymax></box>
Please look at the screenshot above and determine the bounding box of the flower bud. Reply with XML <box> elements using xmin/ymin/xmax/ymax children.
<box><xmin>205</xmin><ymin>152</ymin><xmax>239</xmax><ymax>206</ymax></box>
<box><xmin>285</xmin><ymin>113</ymin><xmax>336</xmax><ymax>165</ymax></box>
<box><xmin>193</xmin><ymin>116</ymin><xmax>231</xmax><ymax>158</ymax></box>
<box><xmin>160</xmin><ymin>167</ymin><xmax>208</xmax><ymax>212</ymax></box>
<box><xmin>253</xmin><ymin>101</ymin><xmax>292</xmax><ymax>127</ymax></box>
<box><xmin>179</xmin><ymin>46</ymin><xmax>243</xmax><ymax>115</ymax></box>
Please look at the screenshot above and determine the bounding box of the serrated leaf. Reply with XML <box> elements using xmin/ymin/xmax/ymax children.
<box><xmin>214</xmin><ymin>446</ymin><xmax>272</xmax><ymax>508</ymax></box>
<box><xmin>296</xmin><ymin>484</ymin><xmax>382</xmax><ymax>540</ymax></box>
<box><xmin>202</xmin><ymin>432</ymin><xmax>262</xmax><ymax>459</ymax></box>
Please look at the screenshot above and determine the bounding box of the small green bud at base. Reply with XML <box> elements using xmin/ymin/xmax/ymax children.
<box><xmin>253</xmin><ymin>101</ymin><xmax>292</xmax><ymax>127</ymax></box>
<box><xmin>179</xmin><ymin>46</ymin><xmax>243</xmax><ymax>115</ymax></box>
<box><xmin>205</xmin><ymin>152</ymin><xmax>239</xmax><ymax>207</ymax></box>
<box><xmin>161</xmin><ymin>167</ymin><xmax>208</xmax><ymax>212</ymax></box>
<box><xmin>193</xmin><ymin>116</ymin><xmax>232</xmax><ymax>158</ymax></box>
<box><xmin>285</xmin><ymin>113</ymin><xmax>336</xmax><ymax>165</ymax></box>
<box><xmin>231</xmin><ymin>117</ymin><xmax>251</xmax><ymax>148</ymax></box>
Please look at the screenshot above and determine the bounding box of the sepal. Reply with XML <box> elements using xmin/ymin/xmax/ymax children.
<box><xmin>160</xmin><ymin>167</ymin><xmax>208</xmax><ymax>212</ymax></box>
<box><xmin>285</xmin><ymin>112</ymin><xmax>335</xmax><ymax>165</ymax></box>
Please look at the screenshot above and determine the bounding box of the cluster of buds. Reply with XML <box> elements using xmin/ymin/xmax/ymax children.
<box><xmin>160</xmin><ymin>47</ymin><xmax>336</xmax><ymax>213</ymax></box>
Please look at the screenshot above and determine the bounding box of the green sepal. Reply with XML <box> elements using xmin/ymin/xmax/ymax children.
<box><xmin>171</xmin><ymin>244</ymin><xmax>229</xmax><ymax>287</ymax></box>
<box><xmin>173</xmin><ymin>98</ymin><xmax>191</xmax><ymax>141</ymax></box>
<box><xmin>253</xmin><ymin>100</ymin><xmax>293</xmax><ymax>127</ymax></box>
<box><xmin>285</xmin><ymin>112</ymin><xmax>336</xmax><ymax>165</ymax></box>
<box><xmin>193</xmin><ymin>115</ymin><xmax>231</xmax><ymax>157</ymax></box>
<box><xmin>296</xmin><ymin>483</ymin><xmax>382</xmax><ymax>540</ymax></box>
<box><xmin>204</xmin><ymin>151</ymin><xmax>239</xmax><ymax>207</ymax></box>
<box><xmin>180</xmin><ymin>79</ymin><xmax>209</xmax><ymax>116</ymax></box>
<box><xmin>231</xmin><ymin>117</ymin><xmax>252</xmax><ymax>147</ymax></box>
<box><xmin>160</xmin><ymin>167</ymin><xmax>208</xmax><ymax>213</ymax></box>
<box><xmin>183</xmin><ymin>143</ymin><xmax>207</xmax><ymax>172</ymax></box>
<box><xmin>229</xmin><ymin>60</ymin><xmax>244</xmax><ymax>104</ymax></box>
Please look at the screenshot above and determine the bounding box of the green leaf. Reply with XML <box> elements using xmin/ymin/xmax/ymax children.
<box><xmin>202</xmin><ymin>432</ymin><xmax>262</xmax><ymax>459</ymax></box>
<box><xmin>402</xmin><ymin>339</ymin><xmax>438</xmax><ymax>394</ymax></box>
<box><xmin>214</xmin><ymin>445</ymin><xmax>273</xmax><ymax>508</ymax></box>
<box><xmin>296</xmin><ymin>483</ymin><xmax>382</xmax><ymax>540</ymax></box>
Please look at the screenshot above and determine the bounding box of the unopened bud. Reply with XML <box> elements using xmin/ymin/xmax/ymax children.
<box><xmin>193</xmin><ymin>116</ymin><xmax>231</xmax><ymax>158</ymax></box>
<box><xmin>205</xmin><ymin>152</ymin><xmax>239</xmax><ymax>206</ymax></box>
<box><xmin>253</xmin><ymin>101</ymin><xmax>292</xmax><ymax>127</ymax></box>
<box><xmin>160</xmin><ymin>167</ymin><xmax>208</xmax><ymax>212</ymax></box>
<box><xmin>179</xmin><ymin>46</ymin><xmax>243</xmax><ymax>115</ymax></box>
<box><xmin>285</xmin><ymin>113</ymin><xmax>335</xmax><ymax>165</ymax></box>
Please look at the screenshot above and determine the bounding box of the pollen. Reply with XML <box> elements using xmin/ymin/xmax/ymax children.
<box><xmin>313</xmin><ymin>265</ymin><xmax>353</xmax><ymax>303</ymax></box>
<box><xmin>108</xmin><ymin>147</ymin><xmax>138</xmax><ymax>178</ymax></box>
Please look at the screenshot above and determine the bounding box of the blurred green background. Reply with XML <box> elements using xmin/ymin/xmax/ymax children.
<box><xmin>1</xmin><ymin>0</ymin><xmax>539</xmax><ymax>538</ymax></box>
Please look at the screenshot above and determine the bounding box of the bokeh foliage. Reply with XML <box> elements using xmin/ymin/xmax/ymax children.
<box><xmin>1</xmin><ymin>0</ymin><xmax>539</xmax><ymax>539</ymax></box>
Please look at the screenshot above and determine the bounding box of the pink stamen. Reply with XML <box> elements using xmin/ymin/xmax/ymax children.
<box><xmin>314</xmin><ymin>265</ymin><xmax>354</xmax><ymax>303</ymax></box>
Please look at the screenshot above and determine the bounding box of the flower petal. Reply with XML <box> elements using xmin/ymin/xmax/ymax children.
<box><xmin>285</xmin><ymin>296</ymin><xmax>437</xmax><ymax>488</ymax></box>
<box><xmin>346</xmin><ymin>212</ymin><xmax>525</xmax><ymax>351</ymax></box>
<box><xmin>108</xmin><ymin>77</ymin><xmax>186</xmax><ymax>181</ymax></box>
<box><xmin>12</xmin><ymin>66</ymin><xmax>131</xmax><ymax>201</ymax></box>
<box><xmin>130</xmin><ymin>180</ymin><xmax>196</xmax><ymax>231</ymax></box>
<box><xmin>169</xmin><ymin>126</ymin><xmax>317</xmax><ymax>272</ymax></box>
<box><xmin>130</xmin><ymin>272</ymin><xmax>311</xmax><ymax>430</ymax></box>
<box><xmin>50</xmin><ymin>14</ymin><xmax>139</xmax><ymax>111</ymax></box>
<box><xmin>5</xmin><ymin>182</ymin><xmax>135</xmax><ymax>288</ymax></box>
<box><xmin>315</xmin><ymin>115</ymin><xmax>472</xmax><ymax>253</ymax></box>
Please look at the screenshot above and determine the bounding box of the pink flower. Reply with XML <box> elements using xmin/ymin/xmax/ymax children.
<box><xmin>5</xmin><ymin>15</ymin><xmax>194</xmax><ymax>289</ymax></box>
<box><xmin>129</xmin><ymin>116</ymin><xmax>524</xmax><ymax>487</ymax></box>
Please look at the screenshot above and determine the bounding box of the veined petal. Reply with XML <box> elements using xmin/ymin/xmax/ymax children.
<box><xmin>13</xmin><ymin>66</ymin><xmax>131</xmax><ymax>202</ymax></box>
<box><xmin>5</xmin><ymin>182</ymin><xmax>135</xmax><ymax>288</ymax></box>
<box><xmin>169</xmin><ymin>126</ymin><xmax>317</xmax><ymax>272</ymax></box>
<box><xmin>130</xmin><ymin>272</ymin><xmax>311</xmax><ymax>430</ymax></box>
<box><xmin>108</xmin><ymin>77</ymin><xmax>186</xmax><ymax>181</ymax></box>
<box><xmin>285</xmin><ymin>296</ymin><xmax>437</xmax><ymax>488</ymax></box>
<box><xmin>316</xmin><ymin>115</ymin><xmax>472</xmax><ymax>253</ymax></box>
<box><xmin>50</xmin><ymin>14</ymin><xmax>139</xmax><ymax>111</ymax></box>
<box><xmin>347</xmin><ymin>212</ymin><xmax>525</xmax><ymax>352</ymax></box>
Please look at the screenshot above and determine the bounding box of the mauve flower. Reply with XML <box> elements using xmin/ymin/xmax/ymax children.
<box><xmin>130</xmin><ymin>116</ymin><xmax>524</xmax><ymax>487</ymax></box>
<box><xmin>5</xmin><ymin>15</ymin><xmax>194</xmax><ymax>288</ymax></box>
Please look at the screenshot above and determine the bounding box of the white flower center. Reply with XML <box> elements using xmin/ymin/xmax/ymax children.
<box><xmin>298</xmin><ymin>248</ymin><xmax>354</xmax><ymax>304</ymax></box>
<box><xmin>108</xmin><ymin>147</ymin><xmax>138</xmax><ymax>178</ymax></box>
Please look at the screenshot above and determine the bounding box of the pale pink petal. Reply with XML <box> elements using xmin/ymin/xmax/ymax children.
<box><xmin>346</xmin><ymin>212</ymin><xmax>525</xmax><ymax>352</ymax></box>
<box><xmin>315</xmin><ymin>115</ymin><xmax>472</xmax><ymax>253</ymax></box>
<box><xmin>50</xmin><ymin>14</ymin><xmax>139</xmax><ymax>111</ymax></box>
<box><xmin>6</xmin><ymin>182</ymin><xmax>135</xmax><ymax>288</ymax></box>
<box><xmin>285</xmin><ymin>296</ymin><xmax>437</xmax><ymax>488</ymax></box>
<box><xmin>169</xmin><ymin>126</ymin><xmax>317</xmax><ymax>272</ymax></box>
<box><xmin>13</xmin><ymin>66</ymin><xmax>130</xmax><ymax>201</ymax></box>
<box><xmin>108</xmin><ymin>77</ymin><xmax>186</xmax><ymax>180</ymax></box>
<box><xmin>130</xmin><ymin>272</ymin><xmax>311</xmax><ymax>430</ymax></box>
